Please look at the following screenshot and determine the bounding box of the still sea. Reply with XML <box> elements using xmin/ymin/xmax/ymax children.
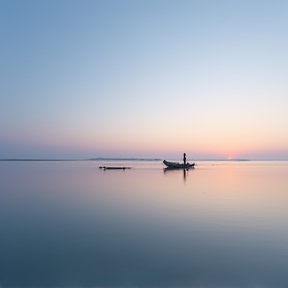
<box><xmin>0</xmin><ymin>160</ymin><xmax>287</xmax><ymax>288</ymax></box>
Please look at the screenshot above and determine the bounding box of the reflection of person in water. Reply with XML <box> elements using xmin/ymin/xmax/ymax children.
<box><xmin>183</xmin><ymin>153</ymin><xmax>186</xmax><ymax>165</ymax></box>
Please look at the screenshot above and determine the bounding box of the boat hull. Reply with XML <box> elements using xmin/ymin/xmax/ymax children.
<box><xmin>163</xmin><ymin>160</ymin><xmax>195</xmax><ymax>169</ymax></box>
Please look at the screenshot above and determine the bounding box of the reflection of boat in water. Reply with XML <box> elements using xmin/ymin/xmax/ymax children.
<box><xmin>163</xmin><ymin>160</ymin><xmax>195</xmax><ymax>169</ymax></box>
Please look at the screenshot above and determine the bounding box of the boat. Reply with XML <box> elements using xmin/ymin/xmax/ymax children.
<box><xmin>99</xmin><ymin>166</ymin><xmax>131</xmax><ymax>170</ymax></box>
<box><xmin>163</xmin><ymin>160</ymin><xmax>195</xmax><ymax>169</ymax></box>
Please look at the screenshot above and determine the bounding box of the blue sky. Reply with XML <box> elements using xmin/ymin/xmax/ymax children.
<box><xmin>1</xmin><ymin>0</ymin><xmax>288</xmax><ymax>159</ymax></box>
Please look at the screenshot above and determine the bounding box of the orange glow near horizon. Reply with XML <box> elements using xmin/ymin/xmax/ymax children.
<box><xmin>10</xmin><ymin>124</ymin><xmax>287</xmax><ymax>159</ymax></box>
<box><xmin>47</xmin><ymin>134</ymin><xmax>287</xmax><ymax>159</ymax></box>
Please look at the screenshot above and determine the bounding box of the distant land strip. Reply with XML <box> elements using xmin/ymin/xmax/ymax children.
<box><xmin>90</xmin><ymin>157</ymin><xmax>162</xmax><ymax>161</ymax></box>
<box><xmin>0</xmin><ymin>159</ymin><xmax>82</xmax><ymax>161</ymax></box>
<box><xmin>0</xmin><ymin>158</ymin><xmax>162</xmax><ymax>162</ymax></box>
<box><xmin>1</xmin><ymin>158</ymin><xmax>286</xmax><ymax>162</ymax></box>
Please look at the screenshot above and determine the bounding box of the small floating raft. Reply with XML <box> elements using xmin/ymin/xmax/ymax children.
<box><xmin>99</xmin><ymin>166</ymin><xmax>131</xmax><ymax>170</ymax></box>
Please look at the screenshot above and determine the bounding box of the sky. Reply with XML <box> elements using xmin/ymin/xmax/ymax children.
<box><xmin>1</xmin><ymin>0</ymin><xmax>288</xmax><ymax>160</ymax></box>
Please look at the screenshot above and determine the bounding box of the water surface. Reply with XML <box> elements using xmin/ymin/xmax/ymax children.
<box><xmin>0</xmin><ymin>160</ymin><xmax>287</xmax><ymax>287</ymax></box>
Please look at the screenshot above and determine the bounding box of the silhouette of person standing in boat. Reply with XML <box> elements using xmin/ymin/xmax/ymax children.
<box><xmin>183</xmin><ymin>153</ymin><xmax>186</xmax><ymax>165</ymax></box>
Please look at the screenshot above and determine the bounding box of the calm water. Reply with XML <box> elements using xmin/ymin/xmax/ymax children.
<box><xmin>0</xmin><ymin>160</ymin><xmax>287</xmax><ymax>288</ymax></box>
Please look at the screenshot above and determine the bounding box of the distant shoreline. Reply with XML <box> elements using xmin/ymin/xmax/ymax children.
<box><xmin>0</xmin><ymin>158</ymin><xmax>161</xmax><ymax>162</ymax></box>
<box><xmin>0</xmin><ymin>158</ymin><xmax>287</xmax><ymax>162</ymax></box>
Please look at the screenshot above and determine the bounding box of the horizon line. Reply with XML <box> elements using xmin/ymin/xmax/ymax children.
<box><xmin>0</xmin><ymin>157</ymin><xmax>287</xmax><ymax>162</ymax></box>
